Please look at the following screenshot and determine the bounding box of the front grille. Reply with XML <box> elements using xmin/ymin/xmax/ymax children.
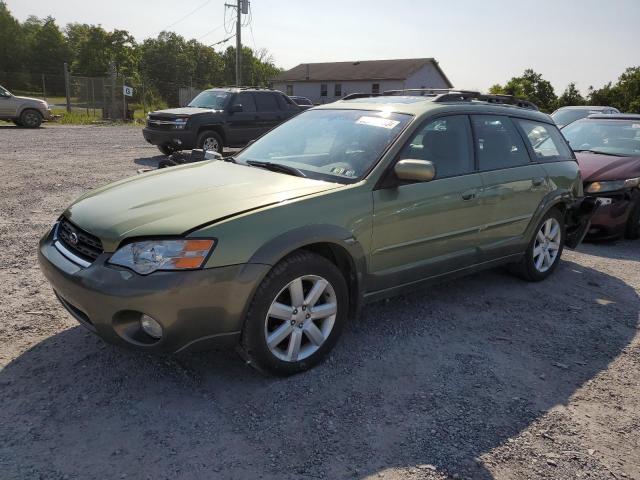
<box><xmin>147</xmin><ymin>115</ymin><xmax>178</xmax><ymax>130</ymax></box>
<box><xmin>57</xmin><ymin>218</ymin><xmax>103</xmax><ymax>262</ymax></box>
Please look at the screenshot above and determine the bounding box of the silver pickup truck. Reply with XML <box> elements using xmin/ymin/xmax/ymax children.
<box><xmin>0</xmin><ymin>85</ymin><xmax>52</xmax><ymax>128</ymax></box>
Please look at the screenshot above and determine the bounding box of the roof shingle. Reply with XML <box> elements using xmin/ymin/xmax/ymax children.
<box><xmin>274</xmin><ymin>58</ymin><xmax>452</xmax><ymax>86</ymax></box>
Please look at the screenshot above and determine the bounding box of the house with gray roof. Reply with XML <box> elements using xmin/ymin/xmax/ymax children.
<box><xmin>272</xmin><ymin>58</ymin><xmax>453</xmax><ymax>104</ymax></box>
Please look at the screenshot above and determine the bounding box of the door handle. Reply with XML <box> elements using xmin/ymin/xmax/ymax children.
<box><xmin>461</xmin><ymin>190</ymin><xmax>476</xmax><ymax>201</ymax></box>
<box><xmin>532</xmin><ymin>177</ymin><xmax>545</xmax><ymax>187</ymax></box>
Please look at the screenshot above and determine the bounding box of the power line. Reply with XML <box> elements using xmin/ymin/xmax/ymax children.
<box><xmin>208</xmin><ymin>34</ymin><xmax>235</xmax><ymax>47</ymax></box>
<box><xmin>157</xmin><ymin>0</ymin><xmax>212</xmax><ymax>34</ymax></box>
<box><xmin>197</xmin><ymin>22</ymin><xmax>226</xmax><ymax>41</ymax></box>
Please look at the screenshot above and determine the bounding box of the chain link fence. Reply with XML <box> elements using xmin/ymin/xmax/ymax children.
<box><xmin>1</xmin><ymin>67</ymin><xmax>230</xmax><ymax>121</ymax></box>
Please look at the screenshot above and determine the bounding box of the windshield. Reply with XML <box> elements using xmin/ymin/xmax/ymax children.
<box><xmin>188</xmin><ymin>90</ymin><xmax>230</xmax><ymax>109</ymax></box>
<box><xmin>552</xmin><ymin>108</ymin><xmax>601</xmax><ymax>126</ymax></box>
<box><xmin>562</xmin><ymin>119</ymin><xmax>640</xmax><ymax>157</ymax></box>
<box><xmin>236</xmin><ymin>109</ymin><xmax>411</xmax><ymax>183</ymax></box>
<box><xmin>0</xmin><ymin>85</ymin><xmax>11</xmax><ymax>96</ymax></box>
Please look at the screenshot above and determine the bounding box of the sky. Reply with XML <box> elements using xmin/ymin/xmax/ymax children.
<box><xmin>7</xmin><ymin>0</ymin><xmax>640</xmax><ymax>94</ymax></box>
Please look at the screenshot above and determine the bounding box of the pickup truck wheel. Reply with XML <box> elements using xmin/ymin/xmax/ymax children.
<box><xmin>197</xmin><ymin>131</ymin><xmax>223</xmax><ymax>153</ymax></box>
<box><xmin>12</xmin><ymin>119</ymin><xmax>23</xmax><ymax>126</ymax></box>
<box><xmin>241</xmin><ymin>251</ymin><xmax>348</xmax><ymax>375</ymax></box>
<box><xmin>20</xmin><ymin>109</ymin><xmax>43</xmax><ymax>128</ymax></box>
<box><xmin>511</xmin><ymin>209</ymin><xmax>565</xmax><ymax>282</ymax></box>
<box><xmin>624</xmin><ymin>200</ymin><xmax>640</xmax><ymax>239</ymax></box>
<box><xmin>157</xmin><ymin>144</ymin><xmax>176</xmax><ymax>156</ymax></box>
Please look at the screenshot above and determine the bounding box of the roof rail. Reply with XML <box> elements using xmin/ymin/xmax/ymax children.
<box><xmin>383</xmin><ymin>88</ymin><xmax>539</xmax><ymax>110</ymax></box>
<box><xmin>217</xmin><ymin>85</ymin><xmax>274</xmax><ymax>90</ymax></box>
<box><xmin>341</xmin><ymin>93</ymin><xmax>382</xmax><ymax>100</ymax></box>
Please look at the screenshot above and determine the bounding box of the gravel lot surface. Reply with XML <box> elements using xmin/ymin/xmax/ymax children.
<box><xmin>0</xmin><ymin>124</ymin><xmax>638</xmax><ymax>480</ymax></box>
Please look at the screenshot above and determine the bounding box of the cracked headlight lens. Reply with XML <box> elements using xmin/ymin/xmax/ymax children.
<box><xmin>109</xmin><ymin>239</ymin><xmax>215</xmax><ymax>274</ymax></box>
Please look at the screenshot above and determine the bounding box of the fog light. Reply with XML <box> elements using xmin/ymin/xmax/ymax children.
<box><xmin>140</xmin><ymin>314</ymin><xmax>163</xmax><ymax>339</ymax></box>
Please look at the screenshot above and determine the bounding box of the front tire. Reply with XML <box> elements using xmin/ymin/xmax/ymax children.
<box><xmin>20</xmin><ymin>109</ymin><xmax>43</xmax><ymax>128</ymax></box>
<box><xmin>511</xmin><ymin>208</ymin><xmax>565</xmax><ymax>282</ymax></box>
<box><xmin>197</xmin><ymin>130</ymin><xmax>223</xmax><ymax>154</ymax></box>
<box><xmin>241</xmin><ymin>251</ymin><xmax>348</xmax><ymax>375</ymax></box>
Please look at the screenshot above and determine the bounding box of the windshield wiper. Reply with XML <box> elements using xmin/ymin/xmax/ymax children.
<box><xmin>224</xmin><ymin>155</ymin><xmax>237</xmax><ymax>163</ymax></box>
<box><xmin>573</xmin><ymin>149</ymin><xmax>622</xmax><ymax>156</ymax></box>
<box><xmin>246</xmin><ymin>160</ymin><xmax>306</xmax><ymax>178</ymax></box>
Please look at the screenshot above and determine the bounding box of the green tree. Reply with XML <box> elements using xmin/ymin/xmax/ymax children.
<box><xmin>556</xmin><ymin>82</ymin><xmax>585</xmax><ymax>109</ymax></box>
<box><xmin>588</xmin><ymin>66</ymin><xmax>640</xmax><ymax>113</ymax></box>
<box><xmin>0</xmin><ymin>1</ymin><xmax>26</xmax><ymax>77</ymax></box>
<box><xmin>28</xmin><ymin>16</ymin><xmax>70</xmax><ymax>74</ymax></box>
<box><xmin>492</xmin><ymin>69</ymin><xmax>557</xmax><ymax>112</ymax></box>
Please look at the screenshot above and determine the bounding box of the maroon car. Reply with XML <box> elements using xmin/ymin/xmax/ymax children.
<box><xmin>561</xmin><ymin>114</ymin><xmax>640</xmax><ymax>239</ymax></box>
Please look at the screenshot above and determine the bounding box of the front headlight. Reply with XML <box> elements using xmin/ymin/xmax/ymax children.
<box><xmin>585</xmin><ymin>177</ymin><xmax>640</xmax><ymax>194</ymax></box>
<box><xmin>173</xmin><ymin>118</ymin><xmax>188</xmax><ymax>129</ymax></box>
<box><xmin>109</xmin><ymin>239</ymin><xmax>215</xmax><ymax>275</ymax></box>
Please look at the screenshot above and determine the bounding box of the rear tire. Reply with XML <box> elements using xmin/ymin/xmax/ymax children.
<box><xmin>12</xmin><ymin>119</ymin><xmax>22</xmax><ymax>127</ymax></box>
<box><xmin>197</xmin><ymin>130</ymin><xmax>223</xmax><ymax>154</ymax></box>
<box><xmin>624</xmin><ymin>199</ymin><xmax>640</xmax><ymax>239</ymax></box>
<box><xmin>510</xmin><ymin>208</ymin><xmax>565</xmax><ymax>282</ymax></box>
<box><xmin>241</xmin><ymin>251</ymin><xmax>348</xmax><ymax>375</ymax></box>
<box><xmin>20</xmin><ymin>109</ymin><xmax>42</xmax><ymax>128</ymax></box>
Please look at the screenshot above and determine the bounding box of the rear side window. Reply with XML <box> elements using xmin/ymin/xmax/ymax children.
<box><xmin>254</xmin><ymin>92</ymin><xmax>279</xmax><ymax>111</ymax></box>
<box><xmin>276</xmin><ymin>93</ymin><xmax>296</xmax><ymax>110</ymax></box>
<box><xmin>235</xmin><ymin>92</ymin><xmax>256</xmax><ymax>112</ymax></box>
<box><xmin>399</xmin><ymin>115</ymin><xmax>473</xmax><ymax>179</ymax></box>
<box><xmin>471</xmin><ymin>115</ymin><xmax>530</xmax><ymax>171</ymax></box>
<box><xmin>515</xmin><ymin>119</ymin><xmax>573</xmax><ymax>161</ymax></box>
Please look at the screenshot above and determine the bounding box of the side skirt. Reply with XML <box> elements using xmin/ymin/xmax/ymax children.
<box><xmin>362</xmin><ymin>253</ymin><xmax>523</xmax><ymax>304</ymax></box>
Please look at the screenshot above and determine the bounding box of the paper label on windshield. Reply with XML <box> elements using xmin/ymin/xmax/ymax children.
<box><xmin>632</xmin><ymin>123</ymin><xmax>640</xmax><ymax>129</ymax></box>
<box><xmin>356</xmin><ymin>116</ymin><xmax>400</xmax><ymax>129</ymax></box>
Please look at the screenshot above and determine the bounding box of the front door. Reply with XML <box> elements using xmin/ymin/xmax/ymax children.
<box><xmin>0</xmin><ymin>87</ymin><xmax>18</xmax><ymax>117</ymax></box>
<box><xmin>370</xmin><ymin>115</ymin><xmax>485</xmax><ymax>293</ymax></box>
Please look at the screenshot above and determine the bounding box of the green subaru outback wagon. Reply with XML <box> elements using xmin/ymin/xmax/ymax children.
<box><xmin>39</xmin><ymin>91</ymin><xmax>595</xmax><ymax>374</ymax></box>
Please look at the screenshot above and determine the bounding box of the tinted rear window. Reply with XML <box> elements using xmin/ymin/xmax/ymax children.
<box><xmin>471</xmin><ymin>115</ymin><xmax>530</xmax><ymax>171</ymax></box>
<box><xmin>254</xmin><ymin>92</ymin><xmax>279</xmax><ymax>111</ymax></box>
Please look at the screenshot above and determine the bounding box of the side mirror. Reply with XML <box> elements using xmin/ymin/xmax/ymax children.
<box><xmin>394</xmin><ymin>159</ymin><xmax>436</xmax><ymax>182</ymax></box>
<box><xmin>230</xmin><ymin>104</ymin><xmax>243</xmax><ymax>113</ymax></box>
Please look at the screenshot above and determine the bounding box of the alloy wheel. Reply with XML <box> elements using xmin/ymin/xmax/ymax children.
<box><xmin>264</xmin><ymin>275</ymin><xmax>337</xmax><ymax>362</ymax></box>
<box><xmin>202</xmin><ymin>137</ymin><xmax>219</xmax><ymax>152</ymax></box>
<box><xmin>23</xmin><ymin>111</ymin><xmax>40</xmax><ymax>127</ymax></box>
<box><xmin>533</xmin><ymin>217</ymin><xmax>561</xmax><ymax>273</ymax></box>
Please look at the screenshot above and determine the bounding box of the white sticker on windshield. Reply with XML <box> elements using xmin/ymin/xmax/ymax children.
<box><xmin>632</xmin><ymin>123</ymin><xmax>640</xmax><ymax>129</ymax></box>
<box><xmin>356</xmin><ymin>116</ymin><xmax>400</xmax><ymax>129</ymax></box>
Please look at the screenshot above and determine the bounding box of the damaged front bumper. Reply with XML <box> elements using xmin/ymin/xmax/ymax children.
<box><xmin>565</xmin><ymin>196</ymin><xmax>601</xmax><ymax>248</ymax></box>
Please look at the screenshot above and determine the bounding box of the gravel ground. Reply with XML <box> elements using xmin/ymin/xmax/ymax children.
<box><xmin>0</xmin><ymin>124</ymin><xmax>638</xmax><ymax>480</ymax></box>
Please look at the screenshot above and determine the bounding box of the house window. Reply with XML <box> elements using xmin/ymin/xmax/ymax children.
<box><xmin>372</xmin><ymin>83</ymin><xmax>380</xmax><ymax>94</ymax></box>
<box><xmin>334</xmin><ymin>83</ymin><xmax>342</xmax><ymax>97</ymax></box>
<box><xmin>320</xmin><ymin>84</ymin><xmax>328</xmax><ymax>97</ymax></box>
<box><xmin>286</xmin><ymin>85</ymin><xmax>293</xmax><ymax>96</ymax></box>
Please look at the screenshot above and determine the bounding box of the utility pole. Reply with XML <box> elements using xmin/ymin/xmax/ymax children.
<box><xmin>225</xmin><ymin>0</ymin><xmax>248</xmax><ymax>86</ymax></box>
<box><xmin>235</xmin><ymin>0</ymin><xmax>242</xmax><ymax>86</ymax></box>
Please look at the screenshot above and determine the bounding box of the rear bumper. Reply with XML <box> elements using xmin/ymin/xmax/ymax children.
<box><xmin>142</xmin><ymin>127</ymin><xmax>197</xmax><ymax>149</ymax></box>
<box><xmin>585</xmin><ymin>189</ymin><xmax>639</xmax><ymax>239</ymax></box>
<box><xmin>38</xmin><ymin>229</ymin><xmax>269</xmax><ymax>353</ymax></box>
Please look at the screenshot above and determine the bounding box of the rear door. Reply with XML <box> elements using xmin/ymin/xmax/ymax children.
<box><xmin>472</xmin><ymin>115</ymin><xmax>550</xmax><ymax>260</ymax></box>
<box><xmin>254</xmin><ymin>92</ymin><xmax>282</xmax><ymax>135</ymax></box>
<box><xmin>370</xmin><ymin>115</ymin><xmax>484</xmax><ymax>292</ymax></box>
<box><xmin>226</xmin><ymin>92</ymin><xmax>260</xmax><ymax>145</ymax></box>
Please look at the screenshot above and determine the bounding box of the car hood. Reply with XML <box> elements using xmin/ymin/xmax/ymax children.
<box><xmin>575</xmin><ymin>152</ymin><xmax>640</xmax><ymax>182</ymax></box>
<box><xmin>149</xmin><ymin>107</ymin><xmax>221</xmax><ymax>117</ymax></box>
<box><xmin>14</xmin><ymin>95</ymin><xmax>46</xmax><ymax>106</ymax></box>
<box><xmin>64</xmin><ymin>161</ymin><xmax>341</xmax><ymax>251</ymax></box>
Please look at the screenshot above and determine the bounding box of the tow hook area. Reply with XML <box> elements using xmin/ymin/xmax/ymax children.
<box><xmin>565</xmin><ymin>197</ymin><xmax>601</xmax><ymax>248</ymax></box>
